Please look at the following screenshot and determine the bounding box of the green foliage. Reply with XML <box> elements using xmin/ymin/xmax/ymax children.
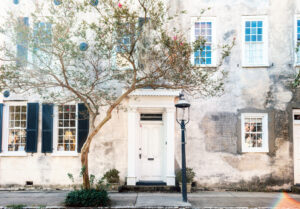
<box><xmin>68</xmin><ymin>169</ymin><xmax>109</xmax><ymax>190</ymax></box>
<box><xmin>65</xmin><ymin>189</ymin><xmax>109</xmax><ymax>207</ymax></box>
<box><xmin>6</xmin><ymin>204</ymin><xmax>26</xmax><ymax>209</ymax></box>
<box><xmin>67</xmin><ymin>173</ymin><xmax>74</xmax><ymax>183</ymax></box>
<box><xmin>103</xmin><ymin>168</ymin><xmax>120</xmax><ymax>183</ymax></box>
<box><xmin>176</xmin><ymin>168</ymin><xmax>196</xmax><ymax>183</ymax></box>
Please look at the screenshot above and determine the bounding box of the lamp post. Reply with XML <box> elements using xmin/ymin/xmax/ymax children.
<box><xmin>175</xmin><ymin>93</ymin><xmax>190</xmax><ymax>202</ymax></box>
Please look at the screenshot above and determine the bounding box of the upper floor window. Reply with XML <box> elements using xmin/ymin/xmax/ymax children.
<box><xmin>241</xmin><ymin>113</ymin><xmax>269</xmax><ymax>152</ymax></box>
<box><xmin>295</xmin><ymin>17</ymin><xmax>300</xmax><ymax>65</ymax></box>
<box><xmin>114</xmin><ymin>17</ymin><xmax>148</xmax><ymax>69</ymax></box>
<box><xmin>242</xmin><ymin>17</ymin><xmax>268</xmax><ymax>67</ymax></box>
<box><xmin>16</xmin><ymin>17</ymin><xmax>29</xmax><ymax>67</ymax></box>
<box><xmin>33</xmin><ymin>21</ymin><xmax>52</xmax><ymax>66</ymax></box>
<box><xmin>192</xmin><ymin>17</ymin><xmax>216</xmax><ymax>66</ymax></box>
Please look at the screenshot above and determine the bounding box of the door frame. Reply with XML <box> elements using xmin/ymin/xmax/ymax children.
<box><xmin>126</xmin><ymin>89</ymin><xmax>180</xmax><ymax>186</ymax></box>
<box><xmin>293</xmin><ymin>109</ymin><xmax>300</xmax><ymax>184</ymax></box>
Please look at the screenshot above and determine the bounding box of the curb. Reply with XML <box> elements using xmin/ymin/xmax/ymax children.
<box><xmin>0</xmin><ymin>207</ymin><xmax>192</xmax><ymax>209</ymax></box>
<box><xmin>0</xmin><ymin>207</ymin><xmax>275</xmax><ymax>209</ymax></box>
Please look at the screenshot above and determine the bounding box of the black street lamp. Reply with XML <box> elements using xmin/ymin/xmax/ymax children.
<box><xmin>175</xmin><ymin>93</ymin><xmax>190</xmax><ymax>202</ymax></box>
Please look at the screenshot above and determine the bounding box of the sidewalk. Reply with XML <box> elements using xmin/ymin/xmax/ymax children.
<box><xmin>0</xmin><ymin>191</ymin><xmax>300</xmax><ymax>208</ymax></box>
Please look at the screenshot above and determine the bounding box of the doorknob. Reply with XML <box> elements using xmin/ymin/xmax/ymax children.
<box><xmin>139</xmin><ymin>154</ymin><xmax>142</xmax><ymax>159</ymax></box>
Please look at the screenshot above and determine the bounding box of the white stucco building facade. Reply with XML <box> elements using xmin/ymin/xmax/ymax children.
<box><xmin>2</xmin><ymin>0</ymin><xmax>300</xmax><ymax>191</ymax></box>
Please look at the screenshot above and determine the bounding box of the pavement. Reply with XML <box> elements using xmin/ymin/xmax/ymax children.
<box><xmin>0</xmin><ymin>191</ymin><xmax>300</xmax><ymax>208</ymax></box>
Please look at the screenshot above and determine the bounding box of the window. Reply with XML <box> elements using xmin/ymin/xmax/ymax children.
<box><xmin>33</xmin><ymin>21</ymin><xmax>52</xmax><ymax>66</ymax></box>
<box><xmin>114</xmin><ymin>17</ymin><xmax>148</xmax><ymax>69</ymax></box>
<box><xmin>8</xmin><ymin>105</ymin><xmax>27</xmax><ymax>152</ymax></box>
<box><xmin>295</xmin><ymin>16</ymin><xmax>300</xmax><ymax>65</ymax></box>
<box><xmin>242</xmin><ymin>17</ymin><xmax>268</xmax><ymax>67</ymax></box>
<box><xmin>191</xmin><ymin>17</ymin><xmax>216</xmax><ymax>66</ymax></box>
<box><xmin>140</xmin><ymin>113</ymin><xmax>163</xmax><ymax>121</ymax></box>
<box><xmin>241</xmin><ymin>113</ymin><xmax>268</xmax><ymax>152</ymax></box>
<box><xmin>16</xmin><ymin>17</ymin><xmax>29</xmax><ymax>67</ymax></box>
<box><xmin>56</xmin><ymin>105</ymin><xmax>77</xmax><ymax>152</ymax></box>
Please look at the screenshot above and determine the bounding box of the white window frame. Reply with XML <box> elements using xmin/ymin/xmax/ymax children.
<box><xmin>52</xmin><ymin>104</ymin><xmax>78</xmax><ymax>157</ymax></box>
<box><xmin>242</xmin><ymin>16</ymin><xmax>269</xmax><ymax>67</ymax></box>
<box><xmin>0</xmin><ymin>102</ymin><xmax>27</xmax><ymax>157</ymax></box>
<box><xmin>241</xmin><ymin>113</ymin><xmax>269</xmax><ymax>153</ymax></box>
<box><xmin>191</xmin><ymin>17</ymin><xmax>217</xmax><ymax>67</ymax></box>
<box><xmin>294</xmin><ymin>15</ymin><xmax>300</xmax><ymax>66</ymax></box>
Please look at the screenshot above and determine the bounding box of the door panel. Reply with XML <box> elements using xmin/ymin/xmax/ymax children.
<box><xmin>140</xmin><ymin>123</ymin><xmax>163</xmax><ymax>181</ymax></box>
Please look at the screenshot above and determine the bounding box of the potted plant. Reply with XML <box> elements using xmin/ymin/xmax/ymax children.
<box><xmin>176</xmin><ymin>168</ymin><xmax>195</xmax><ymax>193</ymax></box>
<box><xmin>103</xmin><ymin>169</ymin><xmax>120</xmax><ymax>191</ymax></box>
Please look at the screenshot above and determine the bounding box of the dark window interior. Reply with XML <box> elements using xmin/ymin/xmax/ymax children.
<box><xmin>140</xmin><ymin>114</ymin><xmax>163</xmax><ymax>121</ymax></box>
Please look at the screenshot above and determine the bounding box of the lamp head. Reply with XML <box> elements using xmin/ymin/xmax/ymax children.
<box><xmin>175</xmin><ymin>93</ymin><xmax>190</xmax><ymax>109</ymax></box>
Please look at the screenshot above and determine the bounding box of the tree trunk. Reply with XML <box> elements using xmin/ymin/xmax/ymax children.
<box><xmin>81</xmin><ymin>143</ymin><xmax>90</xmax><ymax>189</ymax></box>
<box><xmin>79</xmin><ymin>87</ymin><xmax>136</xmax><ymax>189</ymax></box>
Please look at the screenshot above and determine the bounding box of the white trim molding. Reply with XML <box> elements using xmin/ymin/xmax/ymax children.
<box><xmin>1</xmin><ymin>102</ymin><xmax>28</xmax><ymax>156</ymax></box>
<box><xmin>294</xmin><ymin>15</ymin><xmax>300</xmax><ymax>66</ymax></box>
<box><xmin>127</xmin><ymin>89</ymin><xmax>178</xmax><ymax>186</ymax></box>
<box><xmin>51</xmin><ymin>104</ymin><xmax>78</xmax><ymax>156</ymax></box>
<box><xmin>241</xmin><ymin>113</ymin><xmax>269</xmax><ymax>153</ymax></box>
<box><xmin>128</xmin><ymin>89</ymin><xmax>181</xmax><ymax>97</ymax></box>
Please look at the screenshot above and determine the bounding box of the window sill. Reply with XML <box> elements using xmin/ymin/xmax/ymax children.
<box><xmin>195</xmin><ymin>65</ymin><xmax>217</xmax><ymax>68</ymax></box>
<box><xmin>242</xmin><ymin>64</ymin><xmax>270</xmax><ymax>68</ymax></box>
<box><xmin>242</xmin><ymin>149</ymin><xmax>269</xmax><ymax>153</ymax></box>
<box><xmin>0</xmin><ymin>152</ymin><xmax>27</xmax><ymax>157</ymax></box>
<box><xmin>51</xmin><ymin>152</ymin><xmax>79</xmax><ymax>157</ymax></box>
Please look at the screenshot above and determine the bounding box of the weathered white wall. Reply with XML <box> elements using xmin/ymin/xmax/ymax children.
<box><xmin>1</xmin><ymin>0</ymin><xmax>300</xmax><ymax>190</ymax></box>
<box><xmin>169</xmin><ymin>0</ymin><xmax>297</xmax><ymax>190</ymax></box>
<box><xmin>0</xmin><ymin>102</ymin><xmax>128</xmax><ymax>187</ymax></box>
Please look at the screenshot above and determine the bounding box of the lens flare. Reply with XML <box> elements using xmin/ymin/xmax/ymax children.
<box><xmin>272</xmin><ymin>192</ymin><xmax>300</xmax><ymax>208</ymax></box>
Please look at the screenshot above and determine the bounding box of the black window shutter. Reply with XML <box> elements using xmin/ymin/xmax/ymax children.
<box><xmin>26</xmin><ymin>103</ymin><xmax>39</xmax><ymax>153</ymax></box>
<box><xmin>42</xmin><ymin>104</ymin><xmax>53</xmax><ymax>153</ymax></box>
<box><xmin>77</xmin><ymin>103</ymin><xmax>89</xmax><ymax>153</ymax></box>
<box><xmin>0</xmin><ymin>104</ymin><xmax>3</xmax><ymax>153</ymax></box>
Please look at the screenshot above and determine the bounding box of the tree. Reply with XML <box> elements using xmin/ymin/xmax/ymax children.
<box><xmin>0</xmin><ymin>0</ymin><xmax>234</xmax><ymax>189</ymax></box>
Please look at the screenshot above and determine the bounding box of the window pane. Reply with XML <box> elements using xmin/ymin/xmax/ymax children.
<box><xmin>257</xmin><ymin>21</ymin><xmax>263</xmax><ymax>27</ymax></box>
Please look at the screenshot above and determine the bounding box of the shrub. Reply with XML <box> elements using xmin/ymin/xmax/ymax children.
<box><xmin>176</xmin><ymin>167</ymin><xmax>195</xmax><ymax>183</ymax></box>
<box><xmin>65</xmin><ymin>189</ymin><xmax>109</xmax><ymax>207</ymax></box>
<box><xmin>6</xmin><ymin>205</ymin><xmax>26</xmax><ymax>209</ymax></box>
<box><xmin>103</xmin><ymin>168</ymin><xmax>120</xmax><ymax>183</ymax></box>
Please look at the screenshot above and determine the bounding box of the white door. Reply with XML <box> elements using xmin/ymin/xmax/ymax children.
<box><xmin>139</xmin><ymin>122</ymin><xmax>163</xmax><ymax>181</ymax></box>
<box><xmin>293</xmin><ymin>110</ymin><xmax>300</xmax><ymax>184</ymax></box>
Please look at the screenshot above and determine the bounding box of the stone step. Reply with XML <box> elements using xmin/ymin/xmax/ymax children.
<box><xmin>291</xmin><ymin>185</ymin><xmax>300</xmax><ymax>193</ymax></box>
<box><xmin>119</xmin><ymin>185</ymin><xmax>179</xmax><ymax>193</ymax></box>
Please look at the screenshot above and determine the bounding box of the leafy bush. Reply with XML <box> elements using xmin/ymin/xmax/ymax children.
<box><xmin>176</xmin><ymin>168</ymin><xmax>195</xmax><ymax>183</ymax></box>
<box><xmin>65</xmin><ymin>189</ymin><xmax>109</xmax><ymax>207</ymax></box>
<box><xmin>103</xmin><ymin>168</ymin><xmax>120</xmax><ymax>183</ymax></box>
<box><xmin>66</xmin><ymin>168</ymin><xmax>110</xmax><ymax>207</ymax></box>
<box><xmin>6</xmin><ymin>204</ymin><xmax>26</xmax><ymax>209</ymax></box>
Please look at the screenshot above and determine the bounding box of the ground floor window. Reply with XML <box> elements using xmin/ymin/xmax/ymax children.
<box><xmin>241</xmin><ymin>113</ymin><xmax>268</xmax><ymax>152</ymax></box>
<box><xmin>57</xmin><ymin>105</ymin><xmax>77</xmax><ymax>152</ymax></box>
<box><xmin>8</xmin><ymin>105</ymin><xmax>27</xmax><ymax>152</ymax></box>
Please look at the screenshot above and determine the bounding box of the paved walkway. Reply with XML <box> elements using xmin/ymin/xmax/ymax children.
<box><xmin>0</xmin><ymin>191</ymin><xmax>300</xmax><ymax>208</ymax></box>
